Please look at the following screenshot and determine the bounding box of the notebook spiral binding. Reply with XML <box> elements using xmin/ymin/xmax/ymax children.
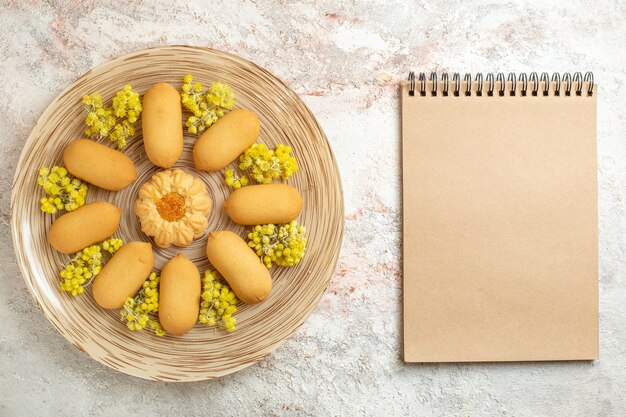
<box><xmin>407</xmin><ymin>71</ymin><xmax>594</xmax><ymax>97</ymax></box>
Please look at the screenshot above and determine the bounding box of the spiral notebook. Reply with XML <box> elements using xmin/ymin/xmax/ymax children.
<box><xmin>402</xmin><ymin>72</ymin><xmax>598</xmax><ymax>362</ymax></box>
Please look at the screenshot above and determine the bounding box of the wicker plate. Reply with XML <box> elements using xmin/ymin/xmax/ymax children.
<box><xmin>10</xmin><ymin>46</ymin><xmax>343</xmax><ymax>381</ymax></box>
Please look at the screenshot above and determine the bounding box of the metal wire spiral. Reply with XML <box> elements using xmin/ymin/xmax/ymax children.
<box><xmin>407</xmin><ymin>71</ymin><xmax>594</xmax><ymax>97</ymax></box>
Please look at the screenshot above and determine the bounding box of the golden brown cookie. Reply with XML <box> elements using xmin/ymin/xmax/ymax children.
<box><xmin>158</xmin><ymin>254</ymin><xmax>201</xmax><ymax>336</ymax></box>
<box><xmin>193</xmin><ymin>109</ymin><xmax>260</xmax><ymax>172</ymax></box>
<box><xmin>142</xmin><ymin>83</ymin><xmax>183</xmax><ymax>168</ymax></box>
<box><xmin>48</xmin><ymin>202</ymin><xmax>121</xmax><ymax>254</ymax></box>
<box><xmin>223</xmin><ymin>183</ymin><xmax>303</xmax><ymax>225</ymax></box>
<box><xmin>206</xmin><ymin>230</ymin><xmax>272</xmax><ymax>304</ymax></box>
<box><xmin>64</xmin><ymin>139</ymin><xmax>137</xmax><ymax>191</ymax></box>
<box><xmin>92</xmin><ymin>242</ymin><xmax>154</xmax><ymax>309</ymax></box>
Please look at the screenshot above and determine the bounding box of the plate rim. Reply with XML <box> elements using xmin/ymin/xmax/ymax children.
<box><xmin>10</xmin><ymin>45</ymin><xmax>344</xmax><ymax>381</ymax></box>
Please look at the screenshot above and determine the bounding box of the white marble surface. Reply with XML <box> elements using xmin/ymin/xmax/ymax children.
<box><xmin>1</xmin><ymin>1</ymin><xmax>625</xmax><ymax>416</ymax></box>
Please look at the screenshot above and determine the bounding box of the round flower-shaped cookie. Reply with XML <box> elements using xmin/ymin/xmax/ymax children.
<box><xmin>135</xmin><ymin>169</ymin><xmax>211</xmax><ymax>248</ymax></box>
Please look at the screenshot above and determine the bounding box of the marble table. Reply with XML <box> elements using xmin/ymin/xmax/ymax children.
<box><xmin>1</xmin><ymin>1</ymin><xmax>624</xmax><ymax>416</ymax></box>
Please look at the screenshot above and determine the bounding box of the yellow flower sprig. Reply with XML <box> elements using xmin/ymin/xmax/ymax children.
<box><xmin>59</xmin><ymin>238</ymin><xmax>123</xmax><ymax>296</ymax></box>
<box><xmin>82</xmin><ymin>85</ymin><xmax>142</xmax><ymax>149</ymax></box>
<box><xmin>238</xmin><ymin>143</ymin><xmax>299</xmax><ymax>184</ymax></box>
<box><xmin>247</xmin><ymin>221</ymin><xmax>307</xmax><ymax>268</ymax></box>
<box><xmin>120</xmin><ymin>272</ymin><xmax>166</xmax><ymax>336</ymax></box>
<box><xmin>38</xmin><ymin>166</ymin><xmax>88</xmax><ymax>214</ymax></box>
<box><xmin>198</xmin><ymin>270</ymin><xmax>238</xmax><ymax>332</ymax></box>
<box><xmin>181</xmin><ymin>74</ymin><xmax>235</xmax><ymax>135</ymax></box>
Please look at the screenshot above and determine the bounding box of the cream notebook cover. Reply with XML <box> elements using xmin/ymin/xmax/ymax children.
<box><xmin>401</xmin><ymin>72</ymin><xmax>598</xmax><ymax>362</ymax></box>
